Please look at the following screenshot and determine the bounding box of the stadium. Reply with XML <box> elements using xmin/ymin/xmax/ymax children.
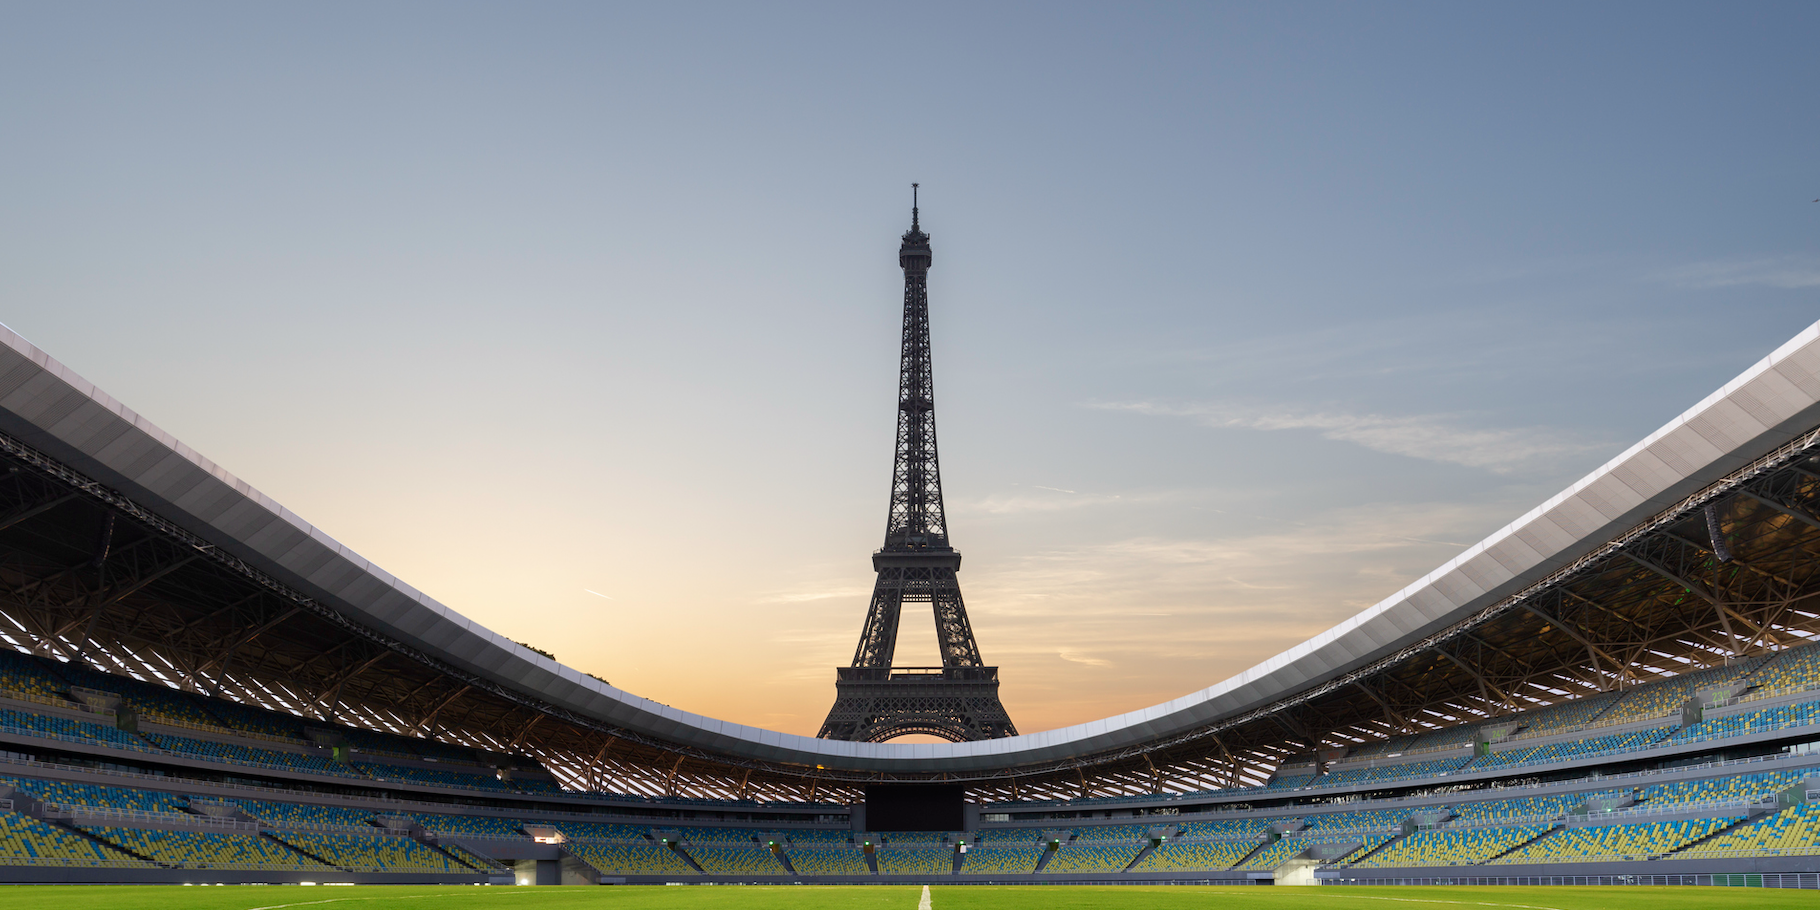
<box><xmin>2</xmin><ymin>208</ymin><xmax>1820</xmax><ymax>907</ymax></box>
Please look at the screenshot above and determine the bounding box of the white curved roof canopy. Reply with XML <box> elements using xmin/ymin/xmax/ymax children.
<box><xmin>1</xmin><ymin>321</ymin><xmax>1818</xmax><ymax>774</ymax></box>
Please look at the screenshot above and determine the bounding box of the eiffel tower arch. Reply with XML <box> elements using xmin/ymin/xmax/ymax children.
<box><xmin>817</xmin><ymin>188</ymin><xmax>1017</xmax><ymax>744</ymax></box>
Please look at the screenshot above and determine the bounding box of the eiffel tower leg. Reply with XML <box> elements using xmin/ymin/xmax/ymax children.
<box><xmin>851</xmin><ymin>570</ymin><xmax>905</xmax><ymax>669</ymax></box>
<box><xmin>930</xmin><ymin>568</ymin><xmax>985</xmax><ymax>668</ymax></box>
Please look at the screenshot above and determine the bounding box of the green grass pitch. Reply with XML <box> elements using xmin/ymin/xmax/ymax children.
<box><xmin>0</xmin><ymin>885</ymin><xmax>1808</xmax><ymax>910</ymax></box>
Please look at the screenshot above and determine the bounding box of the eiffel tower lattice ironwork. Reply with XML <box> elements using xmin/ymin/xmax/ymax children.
<box><xmin>817</xmin><ymin>188</ymin><xmax>1017</xmax><ymax>743</ymax></box>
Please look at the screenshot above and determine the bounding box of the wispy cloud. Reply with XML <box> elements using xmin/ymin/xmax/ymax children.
<box><xmin>1657</xmin><ymin>256</ymin><xmax>1820</xmax><ymax>290</ymax></box>
<box><xmin>756</xmin><ymin>585</ymin><xmax>872</xmax><ymax>604</ymax></box>
<box><xmin>961</xmin><ymin>488</ymin><xmax>1190</xmax><ymax>516</ymax></box>
<box><xmin>1090</xmin><ymin>400</ymin><xmax>1601</xmax><ymax>474</ymax></box>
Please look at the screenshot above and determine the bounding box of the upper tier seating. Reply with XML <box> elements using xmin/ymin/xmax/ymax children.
<box><xmin>1312</xmin><ymin>756</ymin><xmax>1471</xmax><ymax>790</ymax></box>
<box><xmin>0</xmin><ymin>707</ymin><xmax>153</xmax><ymax>751</ymax></box>
<box><xmin>555</xmin><ymin>821</ymin><xmax>652</xmax><ymax>841</ymax></box>
<box><xmin>1071</xmin><ymin>824</ymin><xmax>1151</xmax><ymax>842</ymax></box>
<box><xmin>1302</xmin><ymin>809</ymin><xmax>1405</xmax><ymax>831</ymax></box>
<box><xmin>1671</xmin><ymin>697</ymin><xmax>1820</xmax><ymax>743</ymax></box>
<box><xmin>0</xmin><ymin>812</ymin><xmax>144</xmax><ymax>866</ymax></box>
<box><xmin>4</xmin><ymin>777</ymin><xmax>185</xmax><ymax>813</ymax></box>
<box><xmin>192</xmin><ymin>698</ymin><xmax>306</xmax><ymax>741</ymax></box>
<box><xmin>783</xmin><ymin>828</ymin><xmax>853</xmax><ymax>843</ymax></box>
<box><xmin>1746</xmin><ymin>642</ymin><xmax>1820</xmax><ymax>700</ymax></box>
<box><xmin>1491</xmin><ymin>817</ymin><xmax>1741</xmax><ymax>864</ymax></box>
<box><xmin>353</xmin><ymin>761</ymin><xmax>514</xmax><ymax>792</ymax></box>
<box><xmin>1175</xmin><ymin>818</ymin><xmax>1271</xmax><ymax>840</ymax></box>
<box><xmin>1597</xmin><ymin>660</ymin><xmax>1764</xmax><ymax>727</ymax></box>
<box><xmin>146</xmin><ymin>732</ymin><xmax>358</xmax><ymax>778</ymax></box>
<box><xmin>0</xmin><ymin>650</ymin><xmax>69</xmax><ymax>700</ymax></box>
<box><xmin>1635</xmin><ymin>769</ymin><xmax>1806</xmax><ymax>807</ymax></box>
<box><xmin>1502</xmin><ymin>691</ymin><xmax>1623</xmax><ymax>738</ymax></box>
<box><xmin>413</xmin><ymin>813</ymin><xmax>531</xmax><ymax>839</ymax></box>
<box><xmin>1448</xmin><ymin>790</ymin><xmax>1626</xmax><ymax>821</ymax></box>
<box><xmin>51</xmin><ymin>662</ymin><xmax>221</xmax><ymax>729</ymax></box>
<box><xmin>233</xmin><ymin>798</ymin><xmax>376</xmax><ymax>828</ymax></box>
<box><xmin>1467</xmin><ymin>727</ymin><xmax>1675</xmax><ymax>770</ymax></box>
<box><xmin>673</xmin><ymin>825</ymin><xmax>756</xmax><ymax>845</ymax></box>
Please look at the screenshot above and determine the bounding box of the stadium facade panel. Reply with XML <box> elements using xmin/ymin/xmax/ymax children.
<box><xmin>0</xmin><ymin>322</ymin><xmax>1818</xmax><ymax>782</ymax></box>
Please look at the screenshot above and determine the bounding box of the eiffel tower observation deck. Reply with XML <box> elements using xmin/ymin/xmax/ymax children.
<box><xmin>817</xmin><ymin>188</ymin><xmax>1018</xmax><ymax>743</ymax></box>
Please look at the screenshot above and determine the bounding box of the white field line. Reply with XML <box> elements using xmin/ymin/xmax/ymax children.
<box><xmin>245</xmin><ymin>891</ymin><xmax>550</xmax><ymax>910</ymax></box>
<box><xmin>918</xmin><ymin>884</ymin><xmax>933</xmax><ymax>910</ymax></box>
<box><xmin>1188</xmin><ymin>890</ymin><xmax>1567</xmax><ymax>910</ymax></box>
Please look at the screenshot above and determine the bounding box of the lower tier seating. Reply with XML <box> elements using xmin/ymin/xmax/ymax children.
<box><xmin>1677</xmin><ymin>802</ymin><xmax>1820</xmax><ymax>858</ymax></box>
<box><xmin>0</xmin><ymin>813</ymin><xmax>143</xmax><ymax>866</ymax></box>
<box><xmin>791</xmin><ymin>845</ymin><xmax>872</xmax><ymax>874</ymax></box>
<box><xmin>687</xmin><ymin>844</ymin><xmax>780</xmax><ymax>873</ymax></box>
<box><xmin>1491</xmin><ymin>816</ymin><xmax>1742</xmax><ymax>864</ymax></box>
<box><xmin>273</xmin><ymin>830</ymin><xmax>470</xmax><ymax>872</ymax></box>
<box><xmin>88</xmin><ymin>826</ymin><xmax>326</xmax><ymax>870</ymax></box>
<box><xmin>1130</xmin><ymin>839</ymin><xmax>1259</xmax><ymax>871</ymax></box>
<box><xmin>565</xmin><ymin>841</ymin><xmax>696</xmax><ymax>874</ymax></box>
<box><xmin>1041</xmin><ymin>841</ymin><xmax>1141</xmax><ymax>873</ymax></box>
<box><xmin>874</xmin><ymin>847</ymin><xmax>947</xmax><ymax>875</ymax></box>
<box><xmin>1351</xmin><ymin>825</ymin><xmax>1551</xmax><ymax>868</ymax></box>
<box><xmin>960</xmin><ymin>844</ymin><xmax>1042</xmax><ymax>873</ymax></box>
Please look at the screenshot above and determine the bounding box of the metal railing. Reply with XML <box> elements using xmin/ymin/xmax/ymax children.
<box><xmin>142</xmin><ymin>714</ymin><xmax>323</xmax><ymax>750</ymax></box>
<box><xmin>265</xmin><ymin>821</ymin><xmax>394</xmax><ymax>837</ymax></box>
<box><xmin>0</xmin><ymin>687</ymin><xmax>116</xmax><ymax>719</ymax></box>
<box><xmin>1565</xmin><ymin>797</ymin><xmax>1765</xmax><ymax>824</ymax></box>
<box><xmin>43</xmin><ymin>803</ymin><xmax>262</xmax><ymax>832</ymax></box>
<box><xmin>0</xmin><ymin>856</ymin><xmax>158</xmax><ymax>868</ymax></box>
<box><xmin>0</xmin><ymin>723</ymin><xmax>156</xmax><ymax>753</ymax></box>
<box><xmin>1674</xmin><ymin>846</ymin><xmax>1820</xmax><ymax>859</ymax></box>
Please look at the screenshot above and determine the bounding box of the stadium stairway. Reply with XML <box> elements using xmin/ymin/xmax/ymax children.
<box><xmin>670</xmin><ymin>842</ymin><xmax>707</xmax><ymax>873</ymax></box>
<box><xmin>1230</xmin><ymin>837</ymin><xmax>1275</xmax><ymax>869</ymax></box>
<box><xmin>1122</xmin><ymin>840</ymin><xmax>1157</xmax><ymax>871</ymax></box>
<box><xmin>59</xmin><ymin>821</ymin><xmax>164</xmax><ymax>866</ymax></box>
<box><xmin>1341</xmin><ymin>832</ymin><xmax>1406</xmax><ymax>867</ymax></box>
<box><xmin>1479</xmin><ymin>825</ymin><xmax>1564</xmax><ymax>864</ymax></box>
<box><xmin>1660</xmin><ymin>812</ymin><xmax>1771</xmax><ymax>859</ymax></box>
<box><xmin>264</xmin><ymin>832</ymin><xmax>343</xmax><ymax>869</ymax></box>
<box><xmin>1032</xmin><ymin>840</ymin><xmax>1057</xmax><ymax>872</ymax></box>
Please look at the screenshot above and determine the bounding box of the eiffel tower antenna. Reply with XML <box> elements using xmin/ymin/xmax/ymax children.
<box><xmin>817</xmin><ymin>192</ymin><xmax>1017</xmax><ymax>743</ymax></box>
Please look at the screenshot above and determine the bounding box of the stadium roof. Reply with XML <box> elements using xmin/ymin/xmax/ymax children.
<box><xmin>0</xmin><ymin>320</ymin><xmax>1818</xmax><ymax>800</ymax></box>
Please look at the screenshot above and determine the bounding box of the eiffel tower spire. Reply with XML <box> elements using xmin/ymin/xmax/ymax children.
<box><xmin>817</xmin><ymin>190</ymin><xmax>1017</xmax><ymax>743</ymax></box>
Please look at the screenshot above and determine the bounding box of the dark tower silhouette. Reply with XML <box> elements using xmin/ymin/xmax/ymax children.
<box><xmin>817</xmin><ymin>188</ymin><xmax>1017</xmax><ymax>743</ymax></box>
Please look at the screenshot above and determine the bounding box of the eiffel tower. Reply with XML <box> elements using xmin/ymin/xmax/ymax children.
<box><xmin>817</xmin><ymin>188</ymin><xmax>1017</xmax><ymax>743</ymax></box>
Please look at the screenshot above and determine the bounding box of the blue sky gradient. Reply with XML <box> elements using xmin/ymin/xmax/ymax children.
<box><xmin>1</xmin><ymin>2</ymin><xmax>1816</xmax><ymax>735</ymax></box>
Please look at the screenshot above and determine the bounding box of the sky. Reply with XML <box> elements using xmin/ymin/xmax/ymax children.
<box><xmin>1</xmin><ymin>2</ymin><xmax>1816</xmax><ymax>740</ymax></box>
